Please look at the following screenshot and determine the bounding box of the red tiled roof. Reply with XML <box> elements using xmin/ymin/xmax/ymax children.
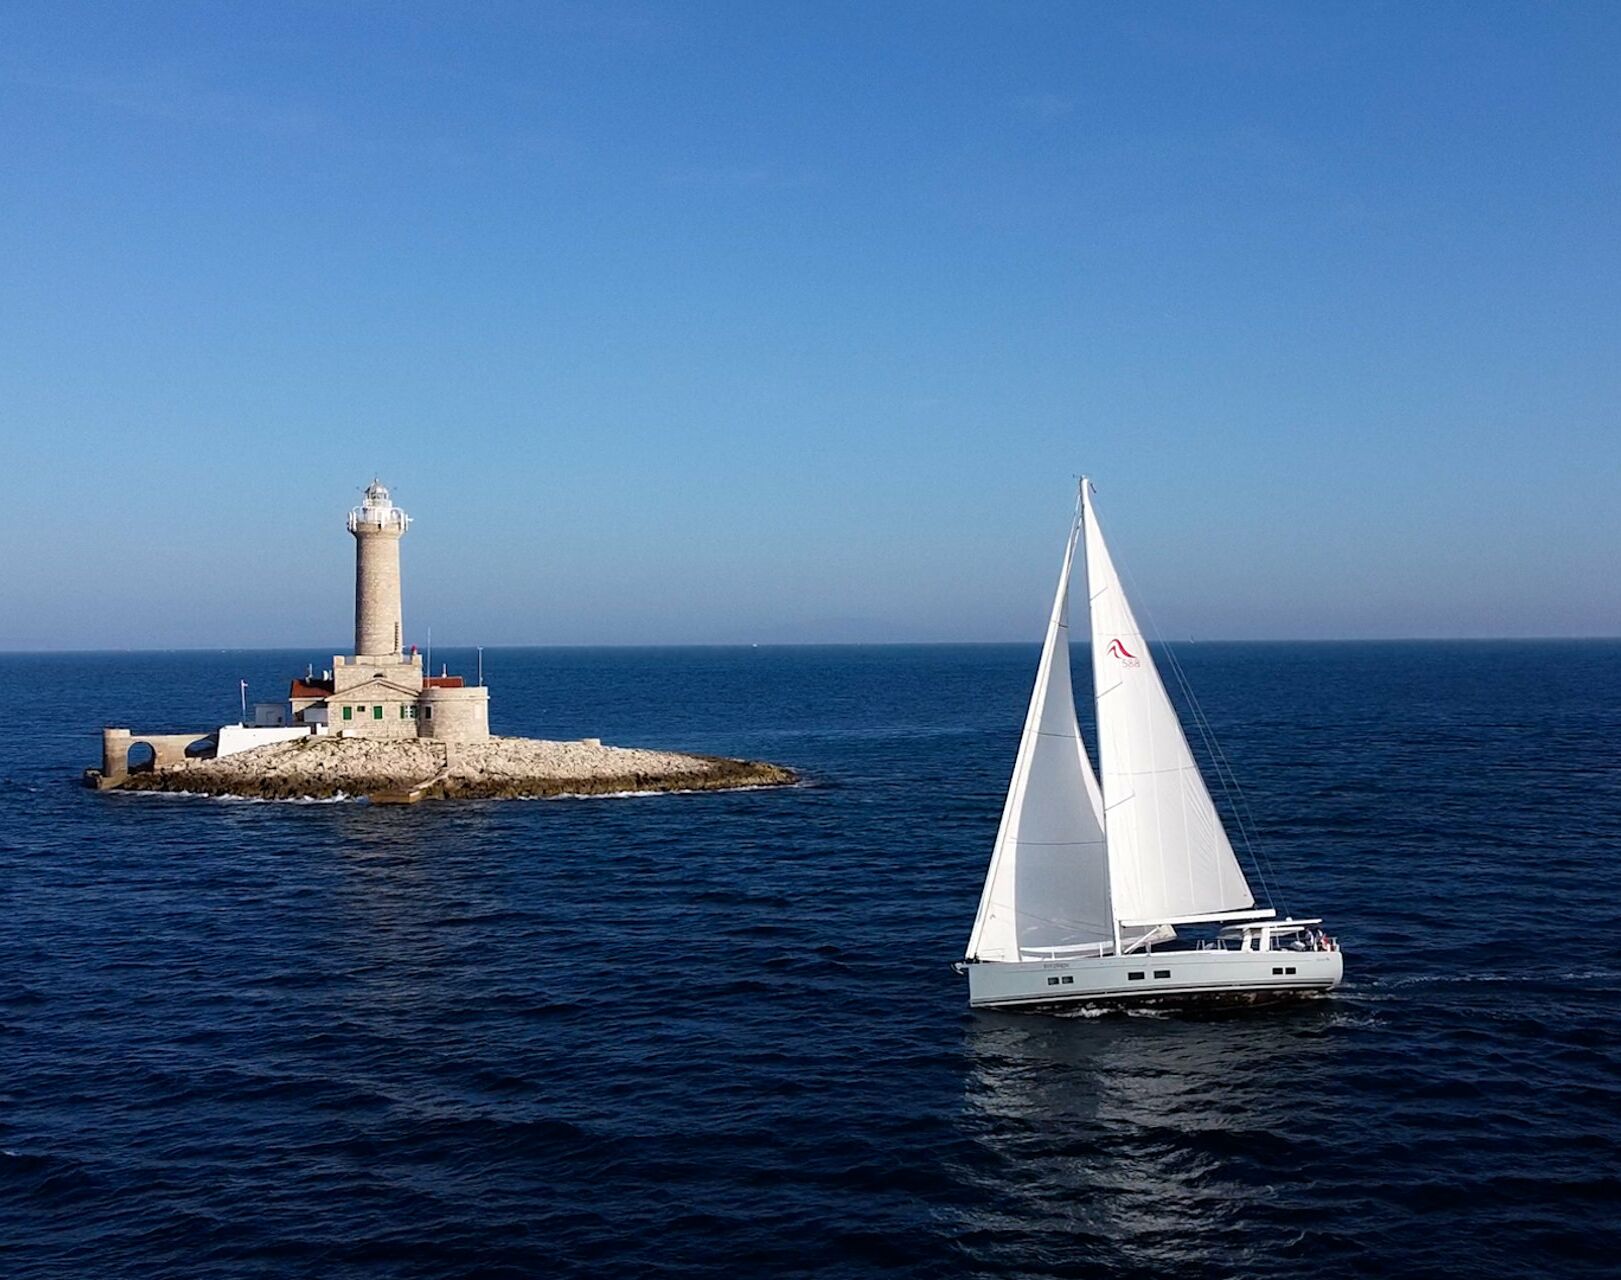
<box><xmin>424</xmin><ymin>675</ymin><xmax>464</xmax><ymax>688</ymax></box>
<box><xmin>290</xmin><ymin>678</ymin><xmax>334</xmax><ymax>699</ymax></box>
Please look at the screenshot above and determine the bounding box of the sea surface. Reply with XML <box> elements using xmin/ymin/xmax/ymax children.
<box><xmin>2</xmin><ymin>642</ymin><xmax>1618</xmax><ymax>1279</ymax></box>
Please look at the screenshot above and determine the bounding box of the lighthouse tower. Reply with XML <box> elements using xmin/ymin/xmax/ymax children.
<box><xmin>282</xmin><ymin>480</ymin><xmax>488</xmax><ymax>743</ymax></box>
<box><xmin>348</xmin><ymin>479</ymin><xmax>410</xmax><ymax>658</ymax></box>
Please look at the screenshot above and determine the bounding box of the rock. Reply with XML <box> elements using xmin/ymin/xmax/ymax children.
<box><xmin>110</xmin><ymin>734</ymin><xmax>797</xmax><ymax>802</ymax></box>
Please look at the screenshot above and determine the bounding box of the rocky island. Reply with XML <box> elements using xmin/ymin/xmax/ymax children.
<box><xmin>107</xmin><ymin>734</ymin><xmax>794</xmax><ymax>803</ymax></box>
<box><xmin>88</xmin><ymin>480</ymin><xmax>795</xmax><ymax>803</ymax></box>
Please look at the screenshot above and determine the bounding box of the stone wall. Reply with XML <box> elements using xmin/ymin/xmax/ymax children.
<box><xmin>419</xmin><ymin>685</ymin><xmax>491</xmax><ymax>742</ymax></box>
<box><xmin>352</xmin><ymin>525</ymin><xmax>405</xmax><ymax>658</ymax></box>
<box><xmin>332</xmin><ymin>653</ymin><xmax>423</xmax><ymax>694</ymax></box>
<box><xmin>329</xmin><ymin>692</ymin><xmax>423</xmax><ymax>739</ymax></box>
<box><xmin>100</xmin><ymin>728</ymin><xmax>217</xmax><ymax>781</ymax></box>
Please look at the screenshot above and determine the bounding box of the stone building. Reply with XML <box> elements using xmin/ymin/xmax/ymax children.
<box><xmin>287</xmin><ymin>481</ymin><xmax>490</xmax><ymax>742</ymax></box>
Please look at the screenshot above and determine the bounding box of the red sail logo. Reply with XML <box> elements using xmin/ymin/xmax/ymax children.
<box><xmin>1108</xmin><ymin>638</ymin><xmax>1140</xmax><ymax>666</ymax></box>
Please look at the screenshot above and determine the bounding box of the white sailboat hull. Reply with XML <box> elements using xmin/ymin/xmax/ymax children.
<box><xmin>966</xmin><ymin>947</ymin><xmax>1343</xmax><ymax>1011</ymax></box>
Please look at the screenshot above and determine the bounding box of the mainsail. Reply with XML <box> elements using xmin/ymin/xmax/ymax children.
<box><xmin>1081</xmin><ymin>483</ymin><xmax>1255</xmax><ymax>924</ymax></box>
<box><xmin>966</xmin><ymin>510</ymin><xmax>1114</xmax><ymax>962</ymax></box>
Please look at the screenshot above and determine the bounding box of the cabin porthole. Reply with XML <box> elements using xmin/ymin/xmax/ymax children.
<box><xmin>1127</xmin><ymin>971</ymin><xmax>1144</xmax><ymax>981</ymax></box>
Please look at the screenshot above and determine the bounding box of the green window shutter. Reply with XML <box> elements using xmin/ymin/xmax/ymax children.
<box><xmin>342</xmin><ymin>706</ymin><xmax>352</xmax><ymax>721</ymax></box>
<box><xmin>373</xmin><ymin>705</ymin><xmax>383</xmax><ymax>720</ymax></box>
<box><xmin>399</xmin><ymin>705</ymin><xmax>406</xmax><ymax>718</ymax></box>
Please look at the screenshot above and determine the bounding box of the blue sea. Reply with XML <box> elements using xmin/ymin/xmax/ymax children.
<box><xmin>2</xmin><ymin>642</ymin><xmax>1618</xmax><ymax>1278</ymax></box>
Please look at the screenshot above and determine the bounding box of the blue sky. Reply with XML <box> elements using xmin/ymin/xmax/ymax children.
<box><xmin>2</xmin><ymin>1</ymin><xmax>1616</xmax><ymax>649</ymax></box>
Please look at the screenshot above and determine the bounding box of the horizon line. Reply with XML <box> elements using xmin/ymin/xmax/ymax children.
<box><xmin>2</xmin><ymin>635</ymin><xmax>1618</xmax><ymax>657</ymax></box>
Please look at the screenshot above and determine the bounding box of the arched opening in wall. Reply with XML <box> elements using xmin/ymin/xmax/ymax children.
<box><xmin>185</xmin><ymin>737</ymin><xmax>217</xmax><ymax>759</ymax></box>
<box><xmin>127</xmin><ymin>742</ymin><xmax>156</xmax><ymax>774</ymax></box>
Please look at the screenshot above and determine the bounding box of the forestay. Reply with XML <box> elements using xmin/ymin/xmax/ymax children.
<box><xmin>1082</xmin><ymin>483</ymin><xmax>1255</xmax><ymax>924</ymax></box>
<box><xmin>966</xmin><ymin>511</ymin><xmax>1115</xmax><ymax>962</ymax></box>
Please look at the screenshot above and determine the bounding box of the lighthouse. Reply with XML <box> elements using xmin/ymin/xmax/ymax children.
<box><xmin>277</xmin><ymin>481</ymin><xmax>490</xmax><ymax>742</ymax></box>
<box><xmin>348</xmin><ymin>479</ymin><xmax>410</xmax><ymax>658</ymax></box>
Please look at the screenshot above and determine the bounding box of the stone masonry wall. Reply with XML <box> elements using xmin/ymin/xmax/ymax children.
<box><xmin>419</xmin><ymin>686</ymin><xmax>491</xmax><ymax>742</ymax></box>
<box><xmin>353</xmin><ymin>527</ymin><xmax>405</xmax><ymax>657</ymax></box>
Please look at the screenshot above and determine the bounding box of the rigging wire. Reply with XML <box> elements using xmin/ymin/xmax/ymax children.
<box><xmin>1162</xmin><ymin>635</ymin><xmax>1292</xmax><ymax>919</ymax></box>
<box><xmin>1111</xmin><ymin>534</ymin><xmax>1294</xmax><ymax>920</ymax></box>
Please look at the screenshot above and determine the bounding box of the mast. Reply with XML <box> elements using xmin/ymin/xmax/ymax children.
<box><xmin>1082</xmin><ymin>478</ymin><xmax>1125</xmax><ymax>958</ymax></box>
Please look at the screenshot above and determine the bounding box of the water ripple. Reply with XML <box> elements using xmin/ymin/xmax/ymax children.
<box><xmin>1</xmin><ymin>642</ymin><xmax>1618</xmax><ymax>1278</ymax></box>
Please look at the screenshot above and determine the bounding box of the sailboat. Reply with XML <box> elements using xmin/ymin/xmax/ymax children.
<box><xmin>960</xmin><ymin>480</ymin><xmax>1342</xmax><ymax>1010</ymax></box>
